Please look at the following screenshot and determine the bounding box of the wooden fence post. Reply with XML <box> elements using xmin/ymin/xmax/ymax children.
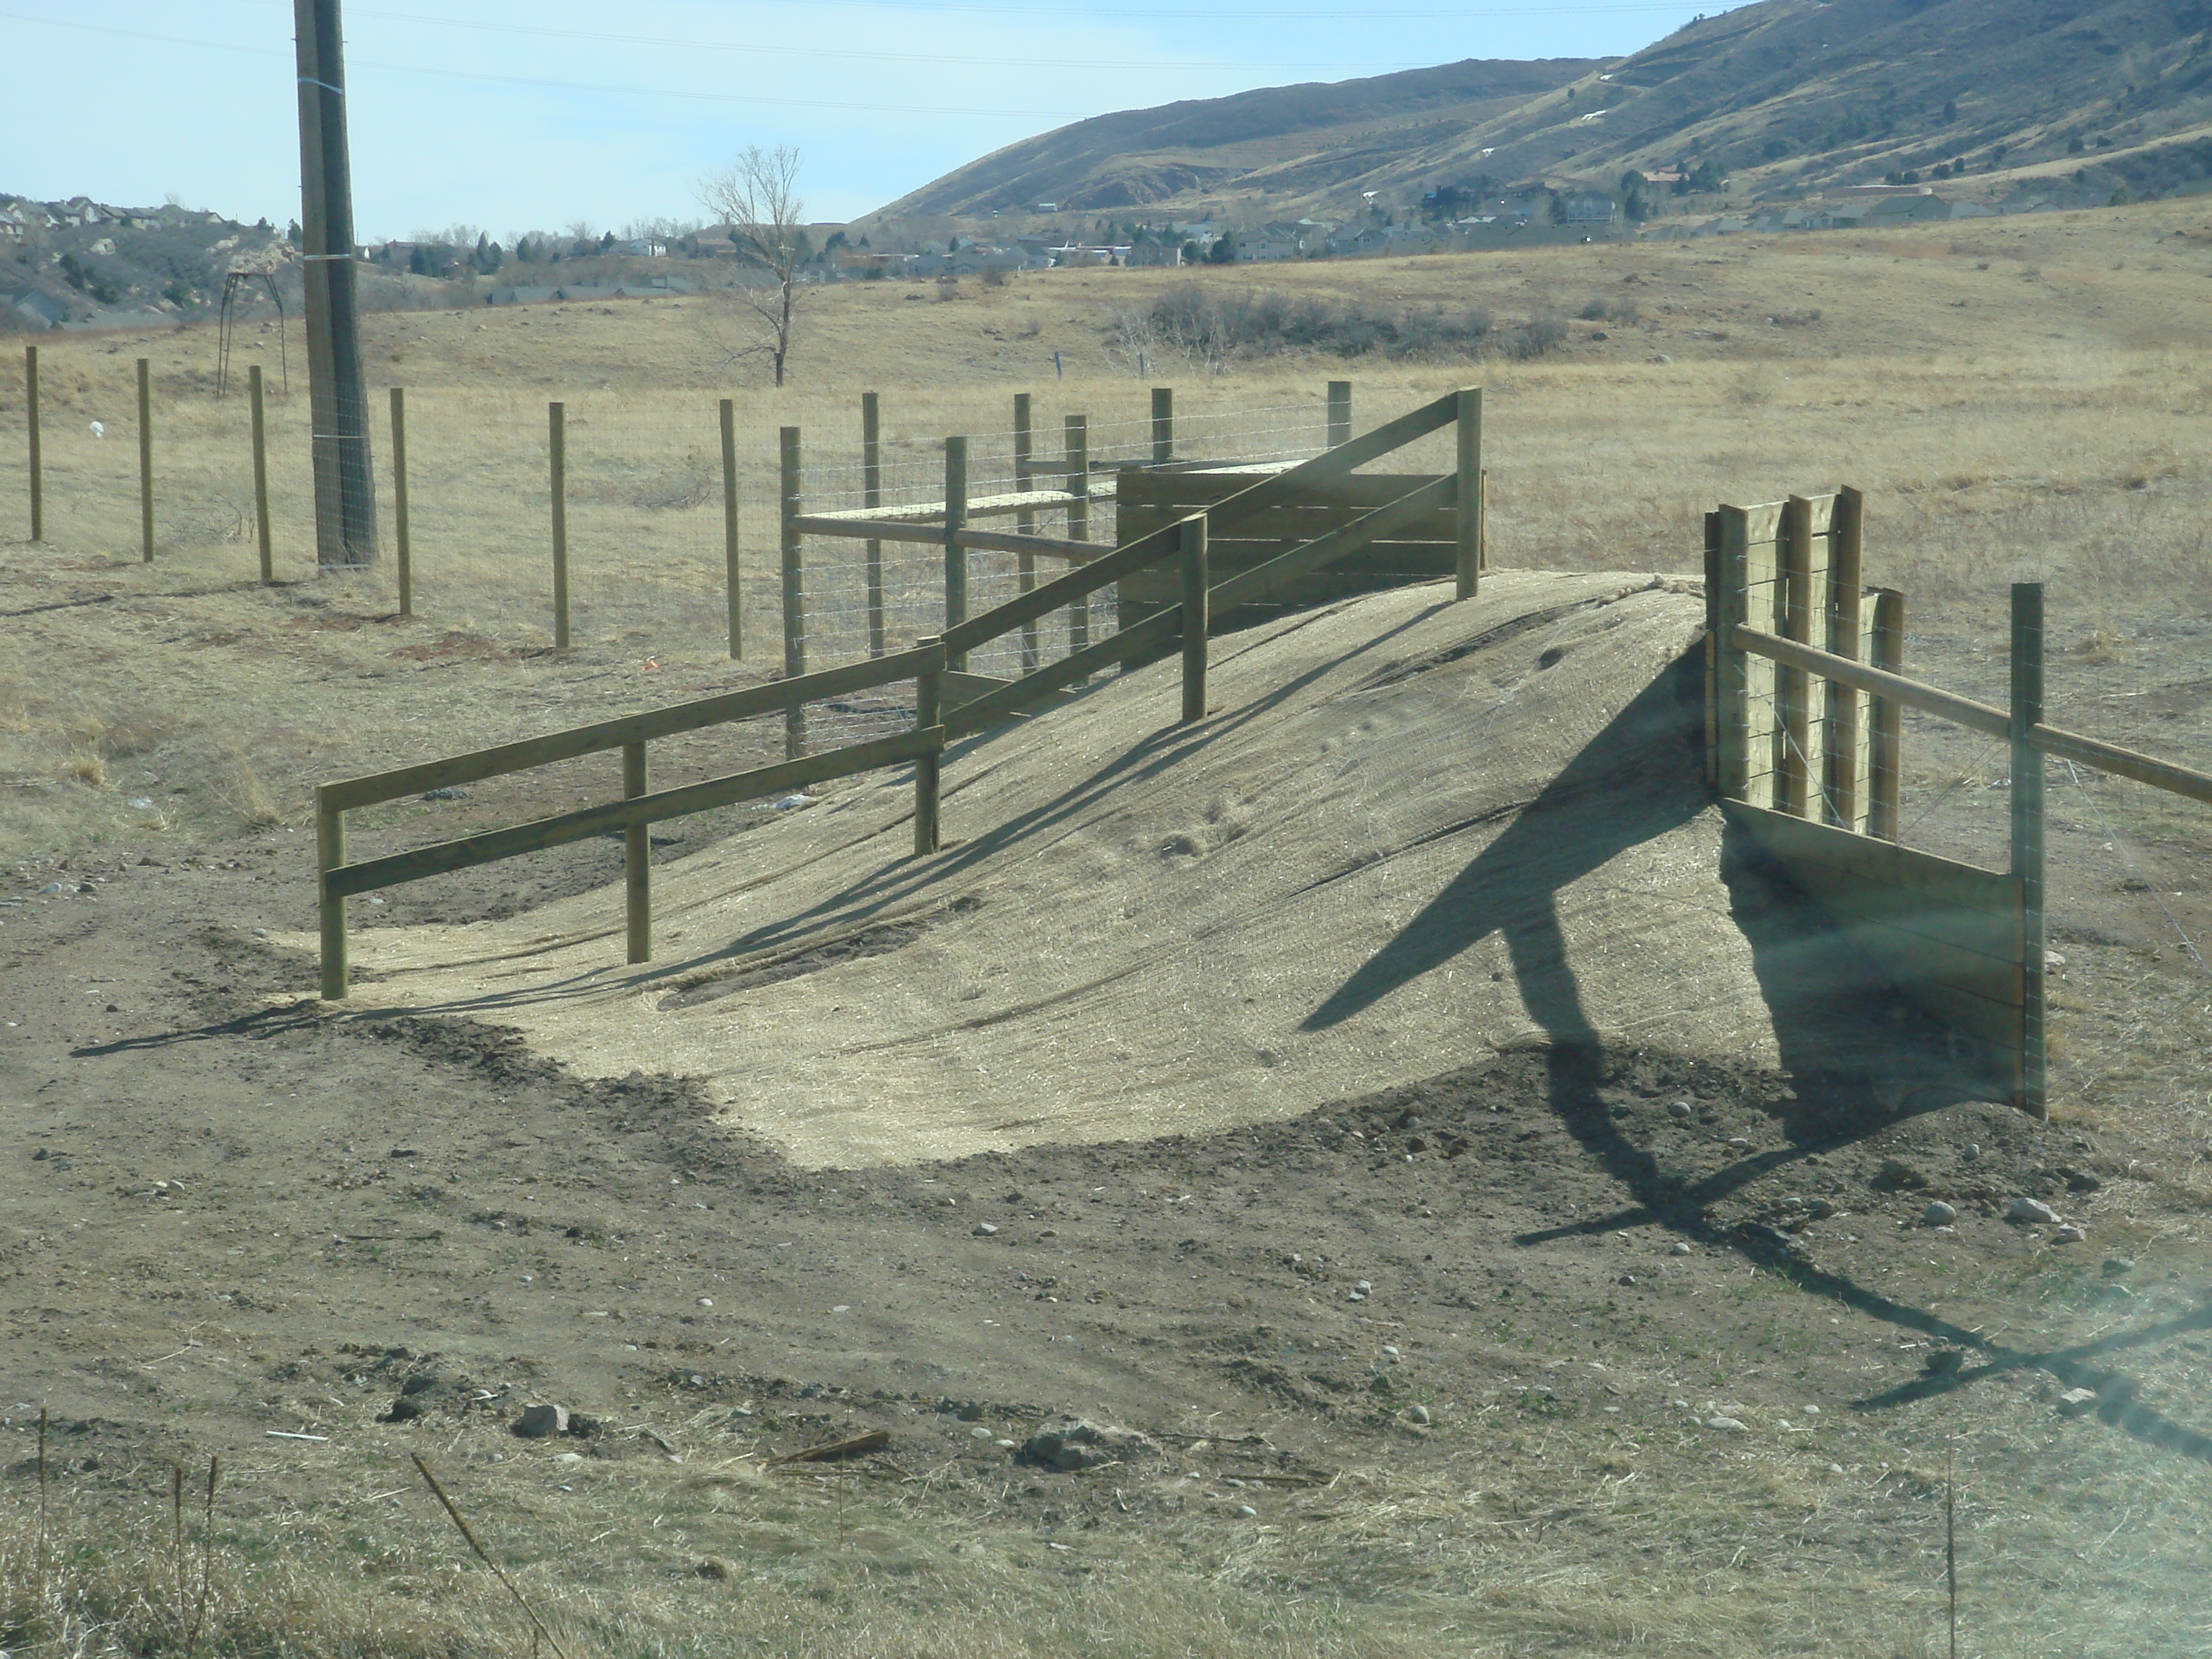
<box><xmin>1824</xmin><ymin>486</ymin><xmax>1865</xmax><ymax>829</ymax></box>
<box><xmin>24</xmin><ymin>346</ymin><xmax>40</xmax><ymax>543</ymax></box>
<box><xmin>1151</xmin><ymin>386</ymin><xmax>1174</xmax><ymax>464</ymax></box>
<box><xmin>1455</xmin><ymin>387</ymin><xmax>1482</xmax><ymax>600</ymax></box>
<box><xmin>252</xmin><ymin>366</ymin><xmax>275</xmax><ymax>585</ymax></box>
<box><xmin>1064</xmin><ymin>413</ymin><xmax>1089</xmax><ymax>674</ymax></box>
<box><xmin>624</xmin><ymin>740</ymin><xmax>651</xmax><ymax>964</ymax></box>
<box><xmin>2010</xmin><ymin>582</ymin><xmax>2047</xmax><ymax>1119</ymax></box>
<box><xmin>386</xmin><ymin>385</ymin><xmax>408</xmax><ymax>610</ymax></box>
<box><xmin>1013</xmin><ymin>392</ymin><xmax>1039</xmax><ymax>672</ymax></box>
<box><xmin>780</xmin><ymin>426</ymin><xmax>805</xmax><ymax>759</ymax></box>
<box><xmin>1713</xmin><ymin>505</ymin><xmax>1750</xmax><ymax>804</ymax></box>
<box><xmin>317</xmin><ymin>796</ymin><xmax>347</xmax><ymax>1000</ymax></box>
<box><xmin>914</xmin><ymin>638</ymin><xmax>943</xmax><ymax>855</ymax></box>
<box><xmin>549</xmin><ymin>401</ymin><xmax>570</xmax><ymax>647</ymax></box>
<box><xmin>1868</xmin><ymin>589</ymin><xmax>1905</xmax><ymax>840</ymax></box>
<box><xmin>862</xmin><ymin>390</ymin><xmax>884</xmax><ymax>657</ymax></box>
<box><xmin>1702</xmin><ymin>511</ymin><xmax>1722</xmax><ymax>790</ymax></box>
<box><xmin>137</xmin><ymin>357</ymin><xmax>154</xmax><ymax>562</ymax></box>
<box><xmin>943</xmin><ymin>434</ymin><xmax>968</xmax><ymax>670</ymax></box>
<box><xmin>720</xmin><ymin>397</ymin><xmax>741</xmax><ymax>659</ymax></box>
<box><xmin>1326</xmin><ymin>379</ymin><xmax>1352</xmax><ymax>449</ymax></box>
<box><xmin>1180</xmin><ymin>513</ymin><xmax>1208</xmax><ymax>725</ymax></box>
<box><xmin>1776</xmin><ymin>495</ymin><xmax>1814</xmax><ymax>819</ymax></box>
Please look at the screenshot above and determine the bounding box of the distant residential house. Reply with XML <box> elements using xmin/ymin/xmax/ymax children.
<box><xmin>1235</xmin><ymin>229</ymin><xmax>1300</xmax><ymax>263</ymax></box>
<box><xmin>1691</xmin><ymin>216</ymin><xmax>1750</xmax><ymax>237</ymax></box>
<box><xmin>1125</xmin><ymin>240</ymin><xmax>1182</xmax><ymax>267</ymax></box>
<box><xmin>1033</xmin><ymin>202</ymin><xmax>1059</xmax><ymax>213</ymax></box>
<box><xmin>1641</xmin><ymin>168</ymin><xmax>1686</xmax><ymax>186</ymax></box>
<box><xmin>4</xmin><ymin>289</ymin><xmax>67</xmax><ymax>330</ymax></box>
<box><xmin>1558</xmin><ymin>192</ymin><xmax>1618</xmax><ymax>224</ymax></box>
<box><xmin>1833</xmin><ymin>184</ymin><xmax>1936</xmax><ymax>199</ymax></box>
<box><xmin>1332</xmin><ymin>225</ymin><xmax>1392</xmax><ymax>255</ymax></box>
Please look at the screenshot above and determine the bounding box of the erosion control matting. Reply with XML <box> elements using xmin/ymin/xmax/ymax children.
<box><xmin>310</xmin><ymin>570</ymin><xmax>1954</xmax><ymax>1166</ymax></box>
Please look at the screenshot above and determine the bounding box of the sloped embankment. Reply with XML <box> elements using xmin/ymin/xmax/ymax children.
<box><xmin>325</xmin><ymin>570</ymin><xmax>1908</xmax><ymax>1166</ymax></box>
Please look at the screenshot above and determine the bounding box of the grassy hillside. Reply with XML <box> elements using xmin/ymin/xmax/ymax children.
<box><xmin>1</xmin><ymin>198</ymin><xmax>2208</xmax><ymax>1659</ymax></box>
<box><xmin>877</xmin><ymin>0</ymin><xmax>2212</xmax><ymax>222</ymax></box>
<box><xmin>875</xmin><ymin>57</ymin><xmax>1604</xmax><ymax>217</ymax></box>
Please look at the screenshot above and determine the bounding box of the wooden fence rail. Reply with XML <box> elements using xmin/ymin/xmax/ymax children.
<box><xmin>315</xmin><ymin>642</ymin><xmax>947</xmax><ymax>999</ymax></box>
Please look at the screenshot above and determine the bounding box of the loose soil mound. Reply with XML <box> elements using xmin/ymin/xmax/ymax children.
<box><xmin>325</xmin><ymin>571</ymin><xmax>1944</xmax><ymax>1167</ymax></box>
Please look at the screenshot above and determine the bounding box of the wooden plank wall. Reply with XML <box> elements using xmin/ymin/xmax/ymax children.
<box><xmin>1727</xmin><ymin>803</ymin><xmax>2025</xmax><ymax>1099</ymax></box>
<box><xmin>1115</xmin><ymin>464</ymin><xmax>1456</xmax><ymax>633</ymax></box>
<box><xmin>1722</xmin><ymin>493</ymin><xmax>1884</xmax><ymax>830</ymax></box>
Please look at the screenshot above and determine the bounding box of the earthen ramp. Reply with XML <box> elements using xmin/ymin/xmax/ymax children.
<box><xmin>327</xmin><ymin>571</ymin><xmax>1807</xmax><ymax>1169</ymax></box>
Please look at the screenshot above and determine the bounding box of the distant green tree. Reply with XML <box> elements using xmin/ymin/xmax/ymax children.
<box><xmin>1181</xmin><ymin>240</ymin><xmax>1202</xmax><ymax>266</ymax></box>
<box><xmin>286</xmin><ymin>220</ymin><xmax>302</xmax><ymax>244</ymax></box>
<box><xmin>1619</xmin><ymin>169</ymin><xmax>1650</xmax><ymax>222</ymax></box>
<box><xmin>1206</xmin><ymin>231</ymin><xmax>1238</xmax><ymax>264</ymax></box>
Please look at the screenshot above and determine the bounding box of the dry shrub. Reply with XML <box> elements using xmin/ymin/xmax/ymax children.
<box><xmin>229</xmin><ymin>745</ymin><xmax>284</xmax><ymax>828</ymax></box>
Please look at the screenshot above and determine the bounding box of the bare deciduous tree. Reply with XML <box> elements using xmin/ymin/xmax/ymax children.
<box><xmin>698</xmin><ymin>145</ymin><xmax>807</xmax><ymax>387</ymax></box>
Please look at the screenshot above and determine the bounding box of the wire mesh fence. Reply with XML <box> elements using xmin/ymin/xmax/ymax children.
<box><xmin>5</xmin><ymin>351</ymin><xmax>1390</xmax><ymax>694</ymax></box>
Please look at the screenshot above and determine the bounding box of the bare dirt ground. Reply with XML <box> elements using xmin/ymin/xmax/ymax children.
<box><xmin>1</xmin><ymin>202</ymin><xmax>2211</xmax><ymax>1657</ymax></box>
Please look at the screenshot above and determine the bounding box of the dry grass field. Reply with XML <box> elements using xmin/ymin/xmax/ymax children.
<box><xmin>1</xmin><ymin>199</ymin><xmax>2210</xmax><ymax>1658</ymax></box>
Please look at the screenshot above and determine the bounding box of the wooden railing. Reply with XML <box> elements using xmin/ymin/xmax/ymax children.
<box><xmin>315</xmin><ymin>389</ymin><xmax>1480</xmax><ymax>999</ymax></box>
<box><xmin>315</xmin><ymin>645</ymin><xmax>949</xmax><ymax>1000</ymax></box>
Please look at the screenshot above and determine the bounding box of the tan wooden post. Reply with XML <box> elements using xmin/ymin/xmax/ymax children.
<box><xmin>720</xmin><ymin>397</ymin><xmax>741</xmax><ymax>659</ymax></box>
<box><xmin>1455</xmin><ymin>387</ymin><xmax>1482</xmax><ymax>600</ymax></box>
<box><xmin>1825</xmin><ymin>486</ymin><xmax>1866</xmax><ymax>829</ymax></box>
<box><xmin>1180</xmin><ymin>513</ymin><xmax>1208</xmax><ymax>725</ymax></box>
<box><xmin>1713</xmin><ymin>505</ymin><xmax>1751</xmax><ymax>804</ymax></box>
<box><xmin>2010</xmin><ymin>582</ymin><xmax>2047</xmax><ymax>1119</ymax></box>
<box><xmin>549</xmin><ymin>401</ymin><xmax>570</xmax><ymax>647</ymax></box>
<box><xmin>137</xmin><ymin>358</ymin><xmax>154</xmax><ymax>562</ymax></box>
<box><xmin>914</xmin><ymin>637</ymin><xmax>943</xmax><ymax>855</ymax></box>
<box><xmin>1326</xmin><ymin>379</ymin><xmax>1352</xmax><ymax>449</ymax></box>
<box><xmin>779</xmin><ymin>426</ymin><xmax>805</xmax><ymax>758</ymax></box>
<box><xmin>944</xmin><ymin>435</ymin><xmax>968</xmax><ymax>670</ymax></box>
<box><xmin>1776</xmin><ymin>495</ymin><xmax>1814</xmax><ymax>818</ymax></box>
<box><xmin>1701</xmin><ymin>510</ymin><xmax>1722</xmax><ymax>790</ymax></box>
<box><xmin>25</xmin><ymin>346</ymin><xmax>41</xmax><ymax>542</ymax></box>
<box><xmin>1064</xmin><ymin>413</ymin><xmax>1089</xmax><ymax>671</ymax></box>
<box><xmin>318</xmin><ymin>794</ymin><xmax>347</xmax><ymax>1000</ymax></box>
<box><xmin>252</xmin><ymin>367</ymin><xmax>276</xmax><ymax>585</ymax></box>
<box><xmin>1013</xmin><ymin>392</ymin><xmax>1039</xmax><ymax>672</ymax></box>
<box><xmin>862</xmin><ymin>390</ymin><xmax>884</xmax><ymax>657</ymax></box>
<box><xmin>1868</xmin><ymin>589</ymin><xmax>1905</xmax><ymax>840</ymax></box>
<box><xmin>386</xmin><ymin>385</ymin><xmax>408</xmax><ymax>610</ymax></box>
<box><xmin>624</xmin><ymin>740</ymin><xmax>650</xmax><ymax>964</ymax></box>
<box><xmin>1151</xmin><ymin>386</ymin><xmax>1174</xmax><ymax>464</ymax></box>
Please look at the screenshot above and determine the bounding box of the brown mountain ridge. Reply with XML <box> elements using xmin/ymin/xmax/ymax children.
<box><xmin>878</xmin><ymin>0</ymin><xmax>2212</xmax><ymax>220</ymax></box>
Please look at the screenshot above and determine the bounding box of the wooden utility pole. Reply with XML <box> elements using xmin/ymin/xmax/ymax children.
<box><xmin>294</xmin><ymin>0</ymin><xmax>377</xmax><ymax>567</ymax></box>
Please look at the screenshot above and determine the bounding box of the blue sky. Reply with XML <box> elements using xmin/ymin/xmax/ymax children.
<box><xmin>1</xmin><ymin>1</ymin><xmax>1717</xmax><ymax>237</ymax></box>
